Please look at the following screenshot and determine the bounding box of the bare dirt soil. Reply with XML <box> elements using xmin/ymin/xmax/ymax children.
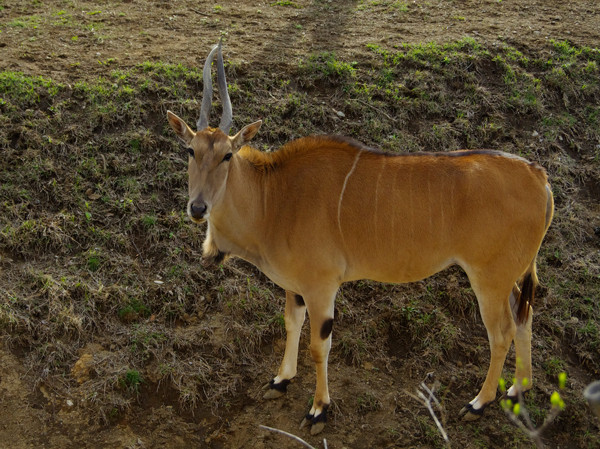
<box><xmin>1</xmin><ymin>1</ymin><xmax>600</xmax><ymax>448</ymax></box>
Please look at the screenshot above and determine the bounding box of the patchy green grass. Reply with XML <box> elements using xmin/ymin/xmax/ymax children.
<box><xmin>299</xmin><ymin>51</ymin><xmax>358</xmax><ymax>81</ymax></box>
<box><xmin>356</xmin><ymin>0</ymin><xmax>409</xmax><ymax>12</ymax></box>
<box><xmin>271</xmin><ymin>0</ymin><xmax>302</xmax><ymax>8</ymax></box>
<box><xmin>6</xmin><ymin>15</ymin><xmax>42</xmax><ymax>28</ymax></box>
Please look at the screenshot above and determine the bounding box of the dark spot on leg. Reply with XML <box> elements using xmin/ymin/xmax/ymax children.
<box><xmin>320</xmin><ymin>318</ymin><xmax>334</xmax><ymax>340</ymax></box>
<box><xmin>202</xmin><ymin>250</ymin><xmax>228</xmax><ymax>267</ymax></box>
<box><xmin>295</xmin><ymin>294</ymin><xmax>305</xmax><ymax>307</ymax></box>
<box><xmin>213</xmin><ymin>250</ymin><xmax>227</xmax><ymax>264</ymax></box>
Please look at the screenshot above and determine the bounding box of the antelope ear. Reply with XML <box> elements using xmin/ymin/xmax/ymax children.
<box><xmin>231</xmin><ymin>120</ymin><xmax>262</xmax><ymax>151</ymax></box>
<box><xmin>167</xmin><ymin>111</ymin><xmax>196</xmax><ymax>145</ymax></box>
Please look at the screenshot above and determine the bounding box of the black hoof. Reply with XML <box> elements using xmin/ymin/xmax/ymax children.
<box><xmin>462</xmin><ymin>402</ymin><xmax>486</xmax><ymax>416</ymax></box>
<box><xmin>262</xmin><ymin>379</ymin><xmax>291</xmax><ymax>399</ymax></box>
<box><xmin>306</xmin><ymin>408</ymin><xmax>328</xmax><ymax>425</ymax></box>
<box><xmin>300</xmin><ymin>404</ymin><xmax>329</xmax><ymax>433</ymax></box>
<box><xmin>269</xmin><ymin>379</ymin><xmax>291</xmax><ymax>393</ymax></box>
<box><xmin>503</xmin><ymin>388</ymin><xmax>530</xmax><ymax>404</ymax></box>
<box><xmin>459</xmin><ymin>401</ymin><xmax>491</xmax><ymax>421</ymax></box>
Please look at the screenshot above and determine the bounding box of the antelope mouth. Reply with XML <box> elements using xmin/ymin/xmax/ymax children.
<box><xmin>188</xmin><ymin>214</ymin><xmax>208</xmax><ymax>224</ymax></box>
<box><xmin>187</xmin><ymin>206</ymin><xmax>209</xmax><ymax>223</ymax></box>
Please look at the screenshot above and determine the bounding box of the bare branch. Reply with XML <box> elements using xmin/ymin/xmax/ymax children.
<box><xmin>259</xmin><ymin>425</ymin><xmax>317</xmax><ymax>449</ymax></box>
<box><xmin>501</xmin><ymin>382</ymin><xmax>565</xmax><ymax>449</ymax></box>
<box><xmin>406</xmin><ymin>379</ymin><xmax>451</xmax><ymax>448</ymax></box>
<box><xmin>352</xmin><ymin>98</ymin><xmax>397</xmax><ymax>122</ymax></box>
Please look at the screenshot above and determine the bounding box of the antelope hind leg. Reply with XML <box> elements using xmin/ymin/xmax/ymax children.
<box><xmin>460</xmin><ymin>278</ymin><xmax>516</xmax><ymax>421</ymax></box>
<box><xmin>506</xmin><ymin>286</ymin><xmax>534</xmax><ymax>401</ymax></box>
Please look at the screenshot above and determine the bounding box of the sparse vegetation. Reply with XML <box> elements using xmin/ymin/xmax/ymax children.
<box><xmin>122</xmin><ymin>369</ymin><xmax>143</xmax><ymax>393</ymax></box>
<box><xmin>271</xmin><ymin>0</ymin><xmax>301</xmax><ymax>8</ymax></box>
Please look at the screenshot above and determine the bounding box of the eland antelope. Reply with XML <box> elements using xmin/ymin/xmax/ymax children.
<box><xmin>167</xmin><ymin>41</ymin><xmax>554</xmax><ymax>435</ymax></box>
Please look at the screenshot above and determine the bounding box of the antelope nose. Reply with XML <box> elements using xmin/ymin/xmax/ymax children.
<box><xmin>190</xmin><ymin>201</ymin><xmax>207</xmax><ymax>219</ymax></box>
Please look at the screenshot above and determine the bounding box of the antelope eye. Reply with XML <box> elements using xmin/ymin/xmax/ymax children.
<box><xmin>187</xmin><ymin>148</ymin><xmax>194</xmax><ymax>158</ymax></box>
<box><xmin>222</xmin><ymin>152</ymin><xmax>233</xmax><ymax>162</ymax></box>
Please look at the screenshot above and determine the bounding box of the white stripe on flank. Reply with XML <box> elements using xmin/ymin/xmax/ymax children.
<box><xmin>374</xmin><ymin>159</ymin><xmax>385</xmax><ymax>255</ymax></box>
<box><xmin>337</xmin><ymin>151</ymin><xmax>362</xmax><ymax>239</ymax></box>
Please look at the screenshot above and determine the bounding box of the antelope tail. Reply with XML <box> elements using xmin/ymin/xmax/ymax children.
<box><xmin>515</xmin><ymin>269</ymin><xmax>536</xmax><ymax>324</ymax></box>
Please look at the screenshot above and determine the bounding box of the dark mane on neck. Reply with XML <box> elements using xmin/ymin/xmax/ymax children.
<box><xmin>238</xmin><ymin>135</ymin><xmax>378</xmax><ymax>173</ymax></box>
<box><xmin>238</xmin><ymin>134</ymin><xmax>534</xmax><ymax>173</ymax></box>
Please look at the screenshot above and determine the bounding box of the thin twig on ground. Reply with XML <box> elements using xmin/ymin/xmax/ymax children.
<box><xmin>353</xmin><ymin>98</ymin><xmax>398</xmax><ymax>122</ymax></box>
<box><xmin>418</xmin><ymin>382</ymin><xmax>450</xmax><ymax>444</ymax></box>
<box><xmin>259</xmin><ymin>425</ymin><xmax>316</xmax><ymax>449</ymax></box>
<box><xmin>405</xmin><ymin>378</ymin><xmax>451</xmax><ymax>448</ymax></box>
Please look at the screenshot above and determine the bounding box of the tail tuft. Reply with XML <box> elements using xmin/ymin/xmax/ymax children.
<box><xmin>516</xmin><ymin>273</ymin><xmax>536</xmax><ymax>324</ymax></box>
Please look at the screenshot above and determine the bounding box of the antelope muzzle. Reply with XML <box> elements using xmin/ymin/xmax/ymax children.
<box><xmin>188</xmin><ymin>199</ymin><xmax>208</xmax><ymax>221</ymax></box>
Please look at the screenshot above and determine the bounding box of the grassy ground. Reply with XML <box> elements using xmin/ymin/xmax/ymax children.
<box><xmin>1</xmin><ymin>35</ymin><xmax>599</xmax><ymax>448</ymax></box>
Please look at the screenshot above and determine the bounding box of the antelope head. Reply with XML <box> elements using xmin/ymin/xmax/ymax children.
<box><xmin>167</xmin><ymin>41</ymin><xmax>262</xmax><ymax>223</ymax></box>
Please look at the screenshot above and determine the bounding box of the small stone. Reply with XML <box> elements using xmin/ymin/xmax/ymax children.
<box><xmin>71</xmin><ymin>353</ymin><xmax>94</xmax><ymax>384</ymax></box>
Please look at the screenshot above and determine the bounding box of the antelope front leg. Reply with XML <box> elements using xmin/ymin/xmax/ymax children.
<box><xmin>300</xmin><ymin>291</ymin><xmax>336</xmax><ymax>436</ymax></box>
<box><xmin>263</xmin><ymin>291</ymin><xmax>306</xmax><ymax>399</ymax></box>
